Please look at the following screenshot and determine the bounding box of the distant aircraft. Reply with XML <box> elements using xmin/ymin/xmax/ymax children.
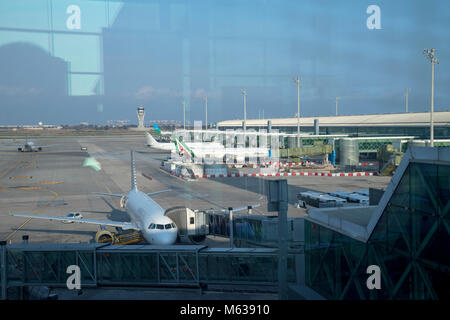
<box><xmin>11</xmin><ymin>151</ymin><xmax>178</xmax><ymax>245</ymax></box>
<box><xmin>146</xmin><ymin>131</ymin><xmax>222</xmax><ymax>154</ymax></box>
<box><xmin>146</xmin><ymin>131</ymin><xmax>271</xmax><ymax>162</ymax></box>
<box><xmin>152</xmin><ymin>123</ymin><xmax>172</xmax><ymax>135</ymax></box>
<box><xmin>16</xmin><ymin>138</ymin><xmax>56</xmax><ymax>152</ymax></box>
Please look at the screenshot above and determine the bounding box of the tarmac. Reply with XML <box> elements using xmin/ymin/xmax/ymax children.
<box><xmin>0</xmin><ymin>134</ymin><xmax>391</xmax><ymax>245</ymax></box>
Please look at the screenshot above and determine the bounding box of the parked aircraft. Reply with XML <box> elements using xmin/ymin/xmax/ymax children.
<box><xmin>11</xmin><ymin>151</ymin><xmax>178</xmax><ymax>245</ymax></box>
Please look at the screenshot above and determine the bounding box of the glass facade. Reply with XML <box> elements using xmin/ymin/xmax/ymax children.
<box><xmin>244</xmin><ymin>125</ymin><xmax>450</xmax><ymax>140</ymax></box>
<box><xmin>305</xmin><ymin>161</ymin><xmax>450</xmax><ymax>299</ymax></box>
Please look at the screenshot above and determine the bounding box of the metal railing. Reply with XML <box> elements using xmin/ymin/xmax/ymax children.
<box><xmin>1</xmin><ymin>242</ymin><xmax>300</xmax><ymax>299</ymax></box>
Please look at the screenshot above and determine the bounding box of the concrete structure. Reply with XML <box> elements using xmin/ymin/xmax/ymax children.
<box><xmin>304</xmin><ymin>147</ymin><xmax>450</xmax><ymax>299</ymax></box>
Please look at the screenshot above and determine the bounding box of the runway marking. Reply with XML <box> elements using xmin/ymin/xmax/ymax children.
<box><xmin>5</xmin><ymin>189</ymin><xmax>59</xmax><ymax>242</ymax></box>
<box><xmin>18</xmin><ymin>186</ymin><xmax>42</xmax><ymax>190</ymax></box>
<box><xmin>105</xmin><ymin>186</ymin><xmax>112</xmax><ymax>194</ymax></box>
<box><xmin>9</xmin><ymin>176</ymin><xmax>32</xmax><ymax>180</ymax></box>
<box><xmin>37</xmin><ymin>181</ymin><xmax>63</xmax><ymax>185</ymax></box>
<box><xmin>0</xmin><ymin>154</ymin><xmax>27</xmax><ymax>180</ymax></box>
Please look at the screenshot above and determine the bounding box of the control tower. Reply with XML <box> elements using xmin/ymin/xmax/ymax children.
<box><xmin>137</xmin><ymin>106</ymin><xmax>145</xmax><ymax>129</ymax></box>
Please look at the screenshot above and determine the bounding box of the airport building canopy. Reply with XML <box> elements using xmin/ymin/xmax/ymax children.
<box><xmin>218</xmin><ymin>111</ymin><xmax>450</xmax><ymax>128</ymax></box>
<box><xmin>305</xmin><ymin>146</ymin><xmax>450</xmax><ymax>243</ymax></box>
<box><xmin>306</xmin><ymin>206</ymin><xmax>377</xmax><ymax>242</ymax></box>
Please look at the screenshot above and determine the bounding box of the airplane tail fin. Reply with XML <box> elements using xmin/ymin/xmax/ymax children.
<box><xmin>131</xmin><ymin>150</ymin><xmax>137</xmax><ymax>190</ymax></box>
<box><xmin>153</xmin><ymin>123</ymin><xmax>161</xmax><ymax>135</ymax></box>
<box><xmin>172</xmin><ymin>134</ymin><xmax>195</xmax><ymax>158</ymax></box>
<box><xmin>146</xmin><ymin>132</ymin><xmax>159</xmax><ymax>147</ymax></box>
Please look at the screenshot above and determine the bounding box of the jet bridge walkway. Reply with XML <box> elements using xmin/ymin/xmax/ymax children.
<box><xmin>0</xmin><ymin>242</ymin><xmax>301</xmax><ymax>299</ymax></box>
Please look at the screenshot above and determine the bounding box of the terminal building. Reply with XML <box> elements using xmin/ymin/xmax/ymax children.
<box><xmin>303</xmin><ymin>147</ymin><xmax>450</xmax><ymax>299</ymax></box>
<box><xmin>217</xmin><ymin>111</ymin><xmax>450</xmax><ymax>138</ymax></box>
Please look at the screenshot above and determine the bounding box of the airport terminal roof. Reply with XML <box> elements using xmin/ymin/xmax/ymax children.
<box><xmin>217</xmin><ymin>111</ymin><xmax>450</xmax><ymax>128</ymax></box>
<box><xmin>306</xmin><ymin>206</ymin><xmax>377</xmax><ymax>241</ymax></box>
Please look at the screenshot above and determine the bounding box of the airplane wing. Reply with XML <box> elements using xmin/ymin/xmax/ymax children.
<box><xmin>92</xmin><ymin>192</ymin><xmax>124</xmax><ymax>198</ymax></box>
<box><xmin>147</xmin><ymin>189</ymin><xmax>171</xmax><ymax>196</ymax></box>
<box><xmin>35</xmin><ymin>144</ymin><xmax>59</xmax><ymax>148</ymax></box>
<box><xmin>10</xmin><ymin>213</ymin><xmax>139</xmax><ymax>230</ymax></box>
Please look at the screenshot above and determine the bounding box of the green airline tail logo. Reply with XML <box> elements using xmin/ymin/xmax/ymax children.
<box><xmin>172</xmin><ymin>134</ymin><xmax>195</xmax><ymax>158</ymax></box>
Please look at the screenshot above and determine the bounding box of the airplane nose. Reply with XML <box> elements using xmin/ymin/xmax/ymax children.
<box><xmin>151</xmin><ymin>230</ymin><xmax>177</xmax><ymax>245</ymax></box>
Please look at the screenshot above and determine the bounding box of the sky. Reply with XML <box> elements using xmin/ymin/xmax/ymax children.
<box><xmin>0</xmin><ymin>0</ymin><xmax>449</xmax><ymax>125</ymax></box>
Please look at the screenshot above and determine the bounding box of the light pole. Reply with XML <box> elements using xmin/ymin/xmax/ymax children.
<box><xmin>241</xmin><ymin>89</ymin><xmax>247</xmax><ymax>145</ymax></box>
<box><xmin>204</xmin><ymin>96</ymin><xmax>208</xmax><ymax>130</ymax></box>
<box><xmin>182</xmin><ymin>100</ymin><xmax>186</xmax><ymax>130</ymax></box>
<box><xmin>293</xmin><ymin>77</ymin><xmax>301</xmax><ymax>148</ymax></box>
<box><xmin>335</xmin><ymin>96</ymin><xmax>340</xmax><ymax>116</ymax></box>
<box><xmin>405</xmin><ymin>88</ymin><xmax>409</xmax><ymax>113</ymax></box>
<box><xmin>424</xmin><ymin>48</ymin><xmax>439</xmax><ymax>147</ymax></box>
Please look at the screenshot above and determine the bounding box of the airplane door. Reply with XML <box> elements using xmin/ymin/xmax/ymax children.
<box><xmin>186</xmin><ymin>208</ymin><xmax>196</xmax><ymax>235</ymax></box>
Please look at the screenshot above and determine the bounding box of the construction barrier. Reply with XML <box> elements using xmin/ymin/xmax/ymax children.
<box><xmin>229</xmin><ymin>161</ymin><xmax>378</xmax><ymax>168</ymax></box>
<box><xmin>161</xmin><ymin>166</ymin><xmax>378</xmax><ymax>180</ymax></box>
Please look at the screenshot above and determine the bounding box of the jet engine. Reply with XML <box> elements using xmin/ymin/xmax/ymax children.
<box><xmin>95</xmin><ymin>230</ymin><xmax>114</xmax><ymax>244</ymax></box>
<box><xmin>119</xmin><ymin>196</ymin><xmax>127</xmax><ymax>209</ymax></box>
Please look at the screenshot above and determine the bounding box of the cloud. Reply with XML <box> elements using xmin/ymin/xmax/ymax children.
<box><xmin>135</xmin><ymin>86</ymin><xmax>222</xmax><ymax>101</ymax></box>
<box><xmin>0</xmin><ymin>85</ymin><xmax>42</xmax><ymax>96</ymax></box>
<box><xmin>135</xmin><ymin>86</ymin><xmax>172</xmax><ymax>99</ymax></box>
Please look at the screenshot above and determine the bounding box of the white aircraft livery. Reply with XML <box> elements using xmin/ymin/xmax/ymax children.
<box><xmin>11</xmin><ymin>151</ymin><xmax>178</xmax><ymax>245</ymax></box>
<box><xmin>146</xmin><ymin>132</ymin><xmax>271</xmax><ymax>161</ymax></box>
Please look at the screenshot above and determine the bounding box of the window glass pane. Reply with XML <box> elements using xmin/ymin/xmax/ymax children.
<box><xmin>386</xmin><ymin>205</ymin><xmax>411</xmax><ymax>253</ymax></box>
<box><xmin>410</xmin><ymin>163</ymin><xmax>437</xmax><ymax>215</ymax></box>
<box><xmin>0</xmin><ymin>0</ymin><xmax>48</xmax><ymax>30</ymax></box>
<box><xmin>438</xmin><ymin>165</ymin><xmax>450</xmax><ymax>214</ymax></box>
<box><xmin>156</xmin><ymin>224</ymin><xmax>164</xmax><ymax>230</ymax></box>
<box><xmin>390</xmin><ymin>164</ymin><xmax>410</xmax><ymax>208</ymax></box>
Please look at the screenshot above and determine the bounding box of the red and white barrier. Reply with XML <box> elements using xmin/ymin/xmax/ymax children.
<box><xmin>199</xmin><ymin>172</ymin><xmax>378</xmax><ymax>178</ymax></box>
<box><xmin>161</xmin><ymin>166</ymin><xmax>377</xmax><ymax>180</ymax></box>
<box><xmin>231</xmin><ymin>161</ymin><xmax>378</xmax><ymax>168</ymax></box>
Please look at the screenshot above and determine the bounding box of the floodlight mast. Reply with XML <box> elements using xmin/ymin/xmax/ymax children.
<box><xmin>423</xmin><ymin>48</ymin><xmax>439</xmax><ymax>147</ymax></box>
<box><xmin>294</xmin><ymin>77</ymin><xmax>302</xmax><ymax>148</ymax></box>
<box><xmin>405</xmin><ymin>88</ymin><xmax>409</xmax><ymax>113</ymax></box>
<box><xmin>204</xmin><ymin>96</ymin><xmax>208</xmax><ymax>130</ymax></box>
<box><xmin>241</xmin><ymin>89</ymin><xmax>247</xmax><ymax>145</ymax></box>
<box><xmin>335</xmin><ymin>96</ymin><xmax>340</xmax><ymax>116</ymax></box>
<box><xmin>182</xmin><ymin>100</ymin><xmax>186</xmax><ymax>130</ymax></box>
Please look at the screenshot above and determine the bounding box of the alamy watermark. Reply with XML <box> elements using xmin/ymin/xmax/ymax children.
<box><xmin>366</xmin><ymin>265</ymin><xmax>381</xmax><ymax>290</ymax></box>
<box><xmin>66</xmin><ymin>265</ymin><xmax>81</xmax><ymax>290</ymax></box>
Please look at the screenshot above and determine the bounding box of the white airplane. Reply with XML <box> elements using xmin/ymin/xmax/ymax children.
<box><xmin>16</xmin><ymin>139</ymin><xmax>56</xmax><ymax>152</ymax></box>
<box><xmin>146</xmin><ymin>132</ymin><xmax>223</xmax><ymax>152</ymax></box>
<box><xmin>146</xmin><ymin>132</ymin><xmax>271</xmax><ymax>161</ymax></box>
<box><xmin>11</xmin><ymin>151</ymin><xmax>178</xmax><ymax>245</ymax></box>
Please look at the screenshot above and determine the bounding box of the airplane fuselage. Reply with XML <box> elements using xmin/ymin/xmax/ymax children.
<box><xmin>18</xmin><ymin>142</ymin><xmax>41</xmax><ymax>152</ymax></box>
<box><xmin>125</xmin><ymin>189</ymin><xmax>178</xmax><ymax>245</ymax></box>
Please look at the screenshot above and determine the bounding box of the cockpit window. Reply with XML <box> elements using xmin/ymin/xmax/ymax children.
<box><xmin>171</xmin><ymin>223</ymin><xmax>176</xmax><ymax>228</ymax></box>
<box><xmin>149</xmin><ymin>223</ymin><xmax>155</xmax><ymax>229</ymax></box>
<box><xmin>165</xmin><ymin>223</ymin><xmax>172</xmax><ymax>229</ymax></box>
<box><xmin>156</xmin><ymin>224</ymin><xmax>164</xmax><ymax>230</ymax></box>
